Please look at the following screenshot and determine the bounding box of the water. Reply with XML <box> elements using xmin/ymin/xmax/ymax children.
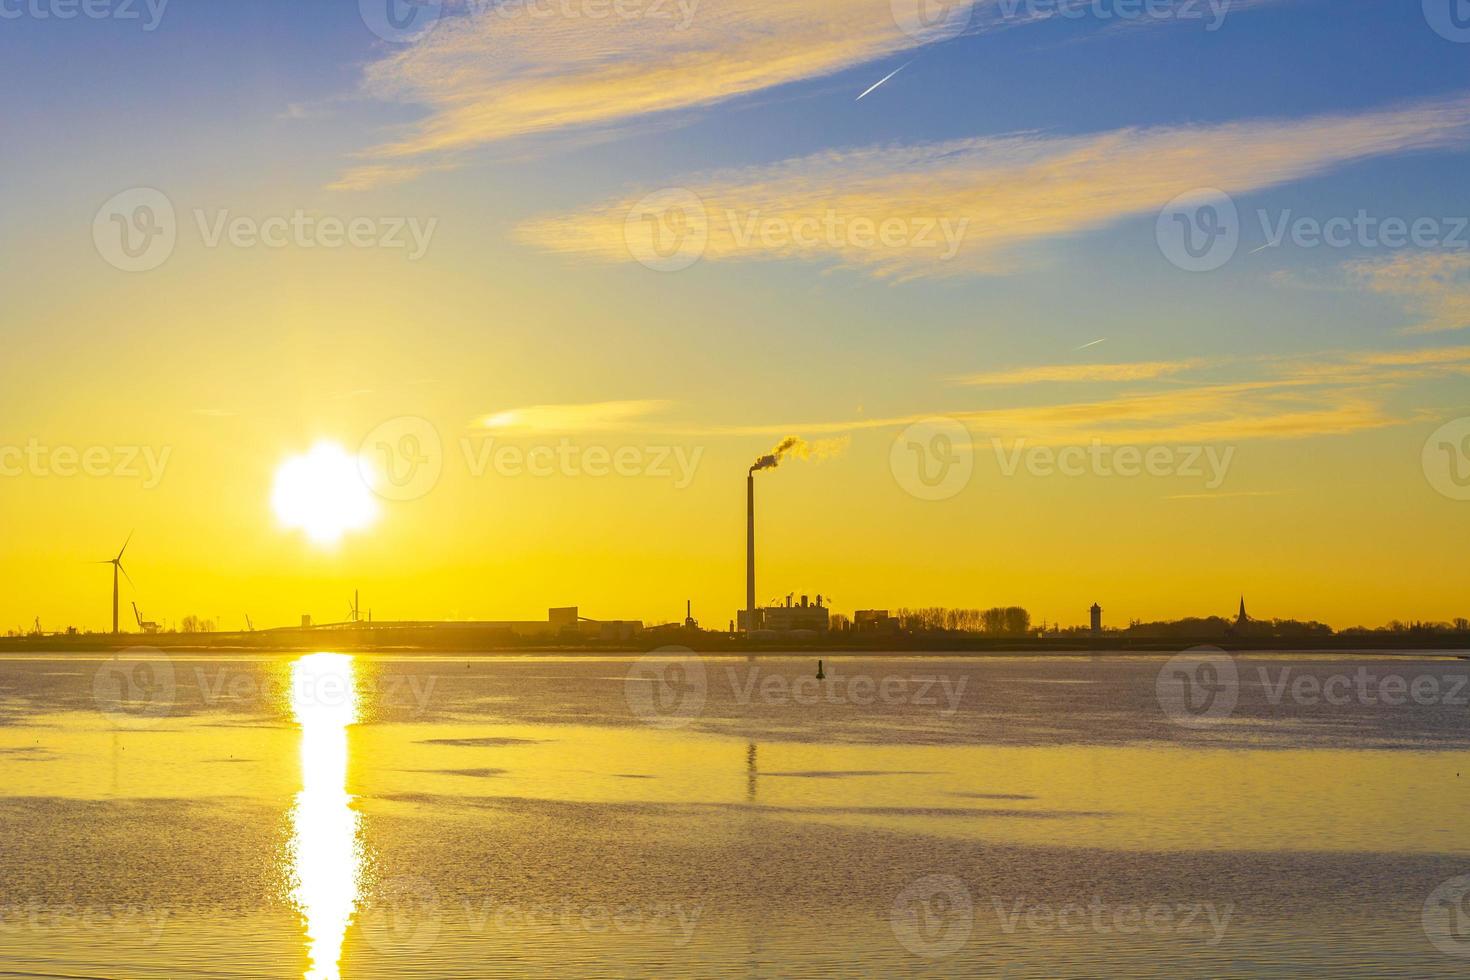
<box><xmin>1</xmin><ymin>652</ymin><xmax>1468</xmax><ymax>977</ymax></box>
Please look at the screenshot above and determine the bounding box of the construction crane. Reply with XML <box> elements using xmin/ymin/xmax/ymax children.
<box><xmin>132</xmin><ymin>602</ymin><xmax>160</xmax><ymax>635</ymax></box>
<box><xmin>245</xmin><ymin>614</ymin><xmax>254</xmax><ymax>632</ymax></box>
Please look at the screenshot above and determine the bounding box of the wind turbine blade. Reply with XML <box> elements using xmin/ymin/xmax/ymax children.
<box><xmin>118</xmin><ymin>563</ymin><xmax>134</xmax><ymax>589</ymax></box>
<box><xmin>117</xmin><ymin>530</ymin><xmax>134</xmax><ymax>561</ymax></box>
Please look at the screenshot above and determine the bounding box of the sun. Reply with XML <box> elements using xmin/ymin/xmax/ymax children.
<box><xmin>272</xmin><ymin>441</ymin><xmax>378</xmax><ymax>545</ymax></box>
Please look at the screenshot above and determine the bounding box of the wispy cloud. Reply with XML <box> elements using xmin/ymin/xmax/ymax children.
<box><xmin>953</xmin><ymin>359</ymin><xmax>1204</xmax><ymax>386</ymax></box>
<box><xmin>342</xmin><ymin>0</ymin><xmax>918</xmax><ymax>188</ymax></box>
<box><xmin>1345</xmin><ymin>251</ymin><xmax>1470</xmax><ymax>334</ymax></box>
<box><xmin>684</xmin><ymin>342</ymin><xmax>1470</xmax><ymax>444</ymax></box>
<box><xmin>518</xmin><ymin>95</ymin><xmax>1470</xmax><ymax>280</ymax></box>
<box><xmin>477</xmin><ymin>399</ymin><xmax>672</xmax><ymax>433</ymax></box>
<box><xmin>954</xmin><ymin>381</ymin><xmax>1395</xmax><ymax>444</ymax></box>
<box><xmin>341</xmin><ymin>0</ymin><xmax>1302</xmax><ymax>189</ymax></box>
<box><xmin>328</xmin><ymin>161</ymin><xmax>448</xmax><ymax>193</ymax></box>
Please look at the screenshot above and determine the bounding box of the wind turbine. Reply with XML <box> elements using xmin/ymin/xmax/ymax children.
<box><xmin>98</xmin><ymin>533</ymin><xmax>133</xmax><ymax>635</ymax></box>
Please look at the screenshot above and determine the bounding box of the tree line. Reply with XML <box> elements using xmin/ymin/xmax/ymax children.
<box><xmin>893</xmin><ymin>607</ymin><xmax>1033</xmax><ymax>636</ymax></box>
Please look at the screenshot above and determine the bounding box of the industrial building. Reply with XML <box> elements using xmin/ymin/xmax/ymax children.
<box><xmin>739</xmin><ymin>468</ymin><xmax>830</xmax><ymax>633</ymax></box>
<box><xmin>855</xmin><ymin>609</ymin><xmax>901</xmax><ymax>634</ymax></box>
<box><xmin>416</xmin><ymin>607</ymin><xmax>642</xmax><ymax>642</ymax></box>
<box><xmin>758</xmin><ymin>595</ymin><xmax>831</xmax><ymax>633</ymax></box>
<box><xmin>298</xmin><ymin>606</ymin><xmax>642</xmax><ymax>642</ymax></box>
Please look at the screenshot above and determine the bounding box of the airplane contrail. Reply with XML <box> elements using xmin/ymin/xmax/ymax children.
<box><xmin>1073</xmin><ymin>338</ymin><xmax>1107</xmax><ymax>351</ymax></box>
<box><xmin>856</xmin><ymin>61</ymin><xmax>912</xmax><ymax>101</ymax></box>
<box><xmin>1249</xmin><ymin>241</ymin><xmax>1280</xmax><ymax>255</ymax></box>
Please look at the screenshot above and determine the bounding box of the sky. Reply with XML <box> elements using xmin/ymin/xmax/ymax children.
<box><xmin>1</xmin><ymin>0</ymin><xmax>1469</xmax><ymax>632</ymax></box>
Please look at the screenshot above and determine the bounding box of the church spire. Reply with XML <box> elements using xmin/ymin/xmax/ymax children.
<box><xmin>1237</xmin><ymin>595</ymin><xmax>1248</xmax><ymax>626</ymax></box>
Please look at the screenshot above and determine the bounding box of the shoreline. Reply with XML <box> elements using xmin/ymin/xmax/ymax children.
<box><xmin>3</xmin><ymin>630</ymin><xmax>1468</xmax><ymax>657</ymax></box>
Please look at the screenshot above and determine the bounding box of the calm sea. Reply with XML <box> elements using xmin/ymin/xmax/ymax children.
<box><xmin>1</xmin><ymin>651</ymin><xmax>1468</xmax><ymax>978</ymax></box>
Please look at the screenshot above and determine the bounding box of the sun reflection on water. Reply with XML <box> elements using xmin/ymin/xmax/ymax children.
<box><xmin>288</xmin><ymin>653</ymin><xmax>363</xmax><ymax>980</ymax></box>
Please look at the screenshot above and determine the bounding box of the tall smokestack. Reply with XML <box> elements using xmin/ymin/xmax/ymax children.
<box><xmin>746</xmin><ymin>473</ymin><xmax>755</xmax><ymax>618</ymax></box>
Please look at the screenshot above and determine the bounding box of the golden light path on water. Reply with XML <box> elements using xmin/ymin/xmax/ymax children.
<box><xmin>288</xmin><ymin>653</ymin><xmax>363</xmax><ymax>980</ymax></box>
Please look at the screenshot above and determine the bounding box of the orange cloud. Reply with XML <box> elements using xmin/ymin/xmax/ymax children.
<box><xmin>478</xmin><ymin>400</ymin><xmax>673</xmax><ymax>433</ymax></box>
<box><xmin>953</xmin><ymin>360</ymin><xmax>1205</xmax><ymax>386</ymax></box>
<box><xmin>518</xmin><ymin>95</ymin><xmax>1470</xmax><ymax>280</ymax></box>
<box><xmin>340</xmin><ymin>0</ymin><xmax>1303</xmax><ymax>189</ymax></box>
<box><xmin>1345</xmin><ymin>251</ymin><xmax>1470</xmax><ymax>334</ymax></box>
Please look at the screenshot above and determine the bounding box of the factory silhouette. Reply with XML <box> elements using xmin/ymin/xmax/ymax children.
<box><xmin>6</xmin><ymin>438</ymin><xmax>1469</xmax><ymax>652</ymax></box>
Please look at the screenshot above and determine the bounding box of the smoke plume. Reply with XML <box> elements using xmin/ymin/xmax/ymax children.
<box><xmin>749</xmin><ymin>435</ymin><xmax>850</xmax><ymax>473</ymax></box>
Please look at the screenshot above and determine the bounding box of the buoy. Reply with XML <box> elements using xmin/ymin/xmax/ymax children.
<box><xmin>816</xmin><ymin>659</ymin><xmax>825</xmax><ymax>680</ymax></box>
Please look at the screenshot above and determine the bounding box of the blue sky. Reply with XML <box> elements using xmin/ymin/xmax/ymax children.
<box><xmin>2</xmin><ymin>0</ymin><xmax>1469</xmax><ymax>628</ymax></box>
